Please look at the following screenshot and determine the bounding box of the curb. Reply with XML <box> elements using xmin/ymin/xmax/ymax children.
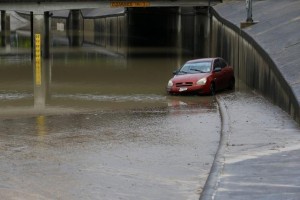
<box><xmin>200</xmin><ymin>96</ymin><xmax>230</xmax><ymax>200</ymax></box>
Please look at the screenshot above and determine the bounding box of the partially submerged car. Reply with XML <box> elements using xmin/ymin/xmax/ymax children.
<box><xmin>167</xmin><ymin>57</ymin><xmax>235</xmax><ymax>95</ymax></box>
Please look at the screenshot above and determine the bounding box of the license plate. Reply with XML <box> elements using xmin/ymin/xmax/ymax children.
<box><xmin>179</xmin><ymin>87</ymin><xmax>188</xmax><ymax>92</ymax></box>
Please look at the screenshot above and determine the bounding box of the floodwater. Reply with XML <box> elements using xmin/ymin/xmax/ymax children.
<box><xmin>0</xmin><ymin>11</ymin><xmax>221</xmax><ymax>199</ymax></box>
<box><xmin>0</xmin><ymin>102</ymin><xmax>220</xmax><ymax>199</ymax></box>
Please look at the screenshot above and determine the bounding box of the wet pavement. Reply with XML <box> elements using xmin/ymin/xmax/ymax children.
<box><xmin>201</xmin><ymin>91</ymin><xmax>300</xmax><ymax>200</ymax></box>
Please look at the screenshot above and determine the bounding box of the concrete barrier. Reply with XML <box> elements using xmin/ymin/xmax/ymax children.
<box><xmin>210</xmin><ymin>0</ymin><xmax>300</xmax><ymax>124</ymax></box>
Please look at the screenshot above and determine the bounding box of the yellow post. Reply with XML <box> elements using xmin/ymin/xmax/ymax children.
<box><xmin>35</xmin><ymin>33</ymin><xmax>42</xmax><ymax>86</ymax></box>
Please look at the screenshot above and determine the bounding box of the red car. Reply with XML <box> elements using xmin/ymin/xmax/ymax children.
<box><xmin>167</xmin><ymin>57</ymin><xmax>235</xmax><ymax>95</ymax></box>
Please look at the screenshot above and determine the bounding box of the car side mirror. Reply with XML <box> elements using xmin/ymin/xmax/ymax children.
<box><xmin>173</xmin><ymin>70</ymin><xmax>179</xmax><ymax>75</ymax></box>
<box><xmin>213</xmin><ymin>67</ymin><xmax>222</xmax><ymax>72</ymax></box>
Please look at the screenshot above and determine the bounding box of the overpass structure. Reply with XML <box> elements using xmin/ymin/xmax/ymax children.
<box><xmin>0</xmin><ymin>0</ymin><xmax>220</xmax><ymax>13</ymax></box>
<box><xmin>0</xmin><ymin>0</ymin><xmax>221</xmax><ymax>52</ymax></box>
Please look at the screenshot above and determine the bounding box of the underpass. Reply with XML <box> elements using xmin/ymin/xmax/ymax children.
<box><xmin>0</xmin><ymin>5</ymin><xmax>222</xmax><ymax>199</ymax></box>
<box><xmin>0</xmin><ymin>0</ymin><xmax>299</xmax><ymax>199</ymax></box>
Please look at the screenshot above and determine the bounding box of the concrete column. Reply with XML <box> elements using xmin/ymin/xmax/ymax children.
<box><xmin>44</xmin><ymin>12</ymin><xmax>51</xmax><ymax>59</ymax></box>
<box><xmin>30</xmin><ymin>12</ymin><xmax>34</xmax><ymax>59</ymax></box>
<box><xmin>1</xmin><ymin>11</ymin><xmax>10</xmax><ymax>48</ymax></box>
<box><xmin>176</xmin><ymin>7</ymin><xmax>183</xmax><ymax>68</ymax></box>
<box><xmin>122</xmin><ymin>13</ymin><xmax>129</xmax><ymax>56</ymax></box>
<box><xmin>32</xmin><ymin>12</ymin><xmax>51</xmax><ymax>108</ymax></box>
<box><xmin>68</xmin><ymin>9</ymin><xmax>83</xmax><ymax>46</ymax></box>
<box><xmin>189</xmin><ymin>7</ymin><xmax>211</xmax><ymax>58</ymax></box>
<box><xmin>194</xmin><ymin>9</ymin><xmax>199</xmax><ymax>57</ymax></box>
<box><xmin>203</xmin><ymin>8</ymin><xmax>211</xmax><ymax>57</ymax></box>
<box><xmin>1</xmin><ymin>11</ymin><xmax>5</xmax><ymax>47</ymax></box>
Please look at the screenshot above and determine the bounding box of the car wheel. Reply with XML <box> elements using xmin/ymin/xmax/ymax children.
<box><xmin>210</xmin><ymin>83</ymin><xmax>215</xmax><ymax>96</ymax></box>
<box><xmin>228</xmin><ymin>78</ymin><xmax>235</xmax><ymax>90</ymax></box>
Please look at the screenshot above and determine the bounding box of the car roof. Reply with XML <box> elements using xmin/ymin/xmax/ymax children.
<box><xmin>186</xmin><ymin>58</ymin><xmax>218</xmax><ymax>63</ymax></box>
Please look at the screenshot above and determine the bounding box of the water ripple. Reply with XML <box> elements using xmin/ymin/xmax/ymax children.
<box><xmin>0</xmin><ymin>92</ymin><xmax>32</xmax><ymax>100</ymax></box>
<box><xmin>53</xmin><ymin>94</ymin><xmax>166</xmax><ymax>102</ymax></box>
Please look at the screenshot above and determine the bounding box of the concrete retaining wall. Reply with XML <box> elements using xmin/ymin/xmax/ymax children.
<box><xmin>210</xmin><ymin>0</ymin><xmax>300</xmax><ymax>124</ymax></box>
<box><xmin>83</xmin><ymin>7</ymin><xmax>210</xmax><ymax>58</ymax></box>
<box><xmin>84</xmin><ymin>15</ymin><xmax>128</xmax><ymax>54</ymax></box>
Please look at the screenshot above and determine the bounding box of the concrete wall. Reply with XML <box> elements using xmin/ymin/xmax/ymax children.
<box><xmin>210</xmin><ymin>1</ymin><xmax>300</xmax><ymax>124</ymax></box>
<box><xmin>181</xmin><ymin>7</ymin><xmax>210</xmax><ymax>58</ymax></box>
<box><xmin>83</xmin><ymin>7</ymin><xmax>210</xmax><ymax>59</ymax></box>
<box><xmin>83</xmin><ymin>15</ymin><xmax>128</xmax><ymax>55</ymax></box>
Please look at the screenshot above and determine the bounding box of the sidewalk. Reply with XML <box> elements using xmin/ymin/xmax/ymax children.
<box><xmin>212</xmin><ymin>0</ymin><xmax>300</xmax><ymax>124</ymax></box>
<box><xmin>203</xmin><ymin>0</ymin><xmax>300</xmax><ymax>198</ymax></box>
<box><xmin>202</xmin><ymin>90</ymin><xmax>300</xmax><ymax>200</ymax></box>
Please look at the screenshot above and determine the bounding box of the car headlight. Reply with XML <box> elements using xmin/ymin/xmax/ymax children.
<box><xmin>167</xmin><ymin>80</ymin><xmax>173</xmax><ymax>87</ymax></box>
<box><xmin>196</xmin><ymin>77</ymin><xmax>207</xmax><ymax>85</ymax></box>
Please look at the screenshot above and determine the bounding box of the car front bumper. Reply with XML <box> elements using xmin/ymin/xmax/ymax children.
<box><xmin>167</xmin><ymin>84</ymin><xmax>210</xmax><ymax>95</ymax></box>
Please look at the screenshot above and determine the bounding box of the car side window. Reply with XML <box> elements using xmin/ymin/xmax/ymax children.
<box><xmin>213</xmin><ymin>59</ymin><xmax>220</xmax><ymax>69</ymax></box>
<box><xmin>219</xmin><ymin>59</ymin><xmax>227</xmax><ymax>68</ymax></box>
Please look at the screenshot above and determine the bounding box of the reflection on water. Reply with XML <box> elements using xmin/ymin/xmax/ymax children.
<box><xmin>36</xmin><ymin>115</ymin><xmax>47</xmax><ymax>137</ymax></box>
<box><xmin>0</xmin><ymin>91</ymin><xmax>32</xmax><ymax>100</ymax></box>
<box><xmin>53</xmin><ymin>94</ymin><xmax>166</xmax><ymax>103</ymax></box>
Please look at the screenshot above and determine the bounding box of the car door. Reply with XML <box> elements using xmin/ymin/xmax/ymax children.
<box><xmin>219</xmin><ymin>58</ymin><xmax>231</xmax><ymax>88</ymax></box>
<box><xmin>212</xmin><ymin>59</ymin><xmax>224</xmax><ymax>90</ymax></box>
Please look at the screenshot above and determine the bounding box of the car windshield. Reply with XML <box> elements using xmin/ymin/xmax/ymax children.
<box><xmin>178</xmin><ymin>61</ymin><xmax>211</xmax><ymax>74</ymax></box>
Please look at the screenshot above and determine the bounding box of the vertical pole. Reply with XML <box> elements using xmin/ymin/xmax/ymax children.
<box><xmin>124</xmin><ymin>8</ymin><xmax>129</xmax><ymax>58</ymax></box>
<box><xmin>1</xmin><ymin>11</ymin><xmax>10</xmax><ymax>48</ymax></box>
<box><xmin>1</xmin><ymin>11</ymin><xmax>5</xmax><ymax>47</ymax></box>
<box><xmin>32</xmin><ymin>13</ymin><xmax>50</xmax><ymax>108</ymax></box>
<box><xmin>208</xmin><ymin>7</ymin><xmax>212</xmax><ymax>57</ymax></box>
<box><xmin>33</xmin><ymin>14</ymin><xmax>44</xmax><ymax>108</ymax></box>
<box><xmin>44</xmin><ymin>11</ymin><xmax>50</xmax><ymax>59</ymax></box>
<box><xmin>205</xmin><ymin>7</ymin><xmax>211</xmax><ymax>57</ymax></box>
<box><xmin>30</xmin><ymin>12</ymin><xmax>34</xmax><ymax>60</ymax></box>
<box><xmin>194</xmin><ymin>8</ymin><xmax>198</xmax><ymax>57</ymax></box>
<box><xmin>68</xmin><ymin>9</ymin><xmax>82</xmax><ymax>47</ymax></box>
<box><xmin>5</xmin><ymin>13</ymin><xmax>10</xmax><ymax>49</ymax></box>
<box><xmin>246</xmin><ymin>0</ymin><xmax>253</xmax><ymax>22</ymax></box>
<box><xmin>176</xmin><ymin>7</ymin><xmax>182</xmax><ymax>68</ymax></box>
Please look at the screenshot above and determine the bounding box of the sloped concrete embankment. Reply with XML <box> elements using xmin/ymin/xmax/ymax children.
<box><xmin>209</xmin><ymin>0</ymin><xmax>300</xmax><ymax>124</ymax></box>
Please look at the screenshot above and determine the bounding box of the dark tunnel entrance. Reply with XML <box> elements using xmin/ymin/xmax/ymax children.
<box><xmin>126</xmin><ymin>7</ymin><xmax>210</xmax><ymax>58</ymax></box>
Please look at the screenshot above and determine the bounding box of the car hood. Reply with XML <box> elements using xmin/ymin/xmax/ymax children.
<box><xmin>172</xmin><ymin>73</ymin><xmax>209</xmax><ymax>83</ymax></box>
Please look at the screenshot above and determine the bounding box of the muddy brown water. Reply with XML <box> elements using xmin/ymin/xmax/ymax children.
<box><xmin>0</xmin><ymin>30</ymin><xmax>222</xmax><ymax>199</ymax></box>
